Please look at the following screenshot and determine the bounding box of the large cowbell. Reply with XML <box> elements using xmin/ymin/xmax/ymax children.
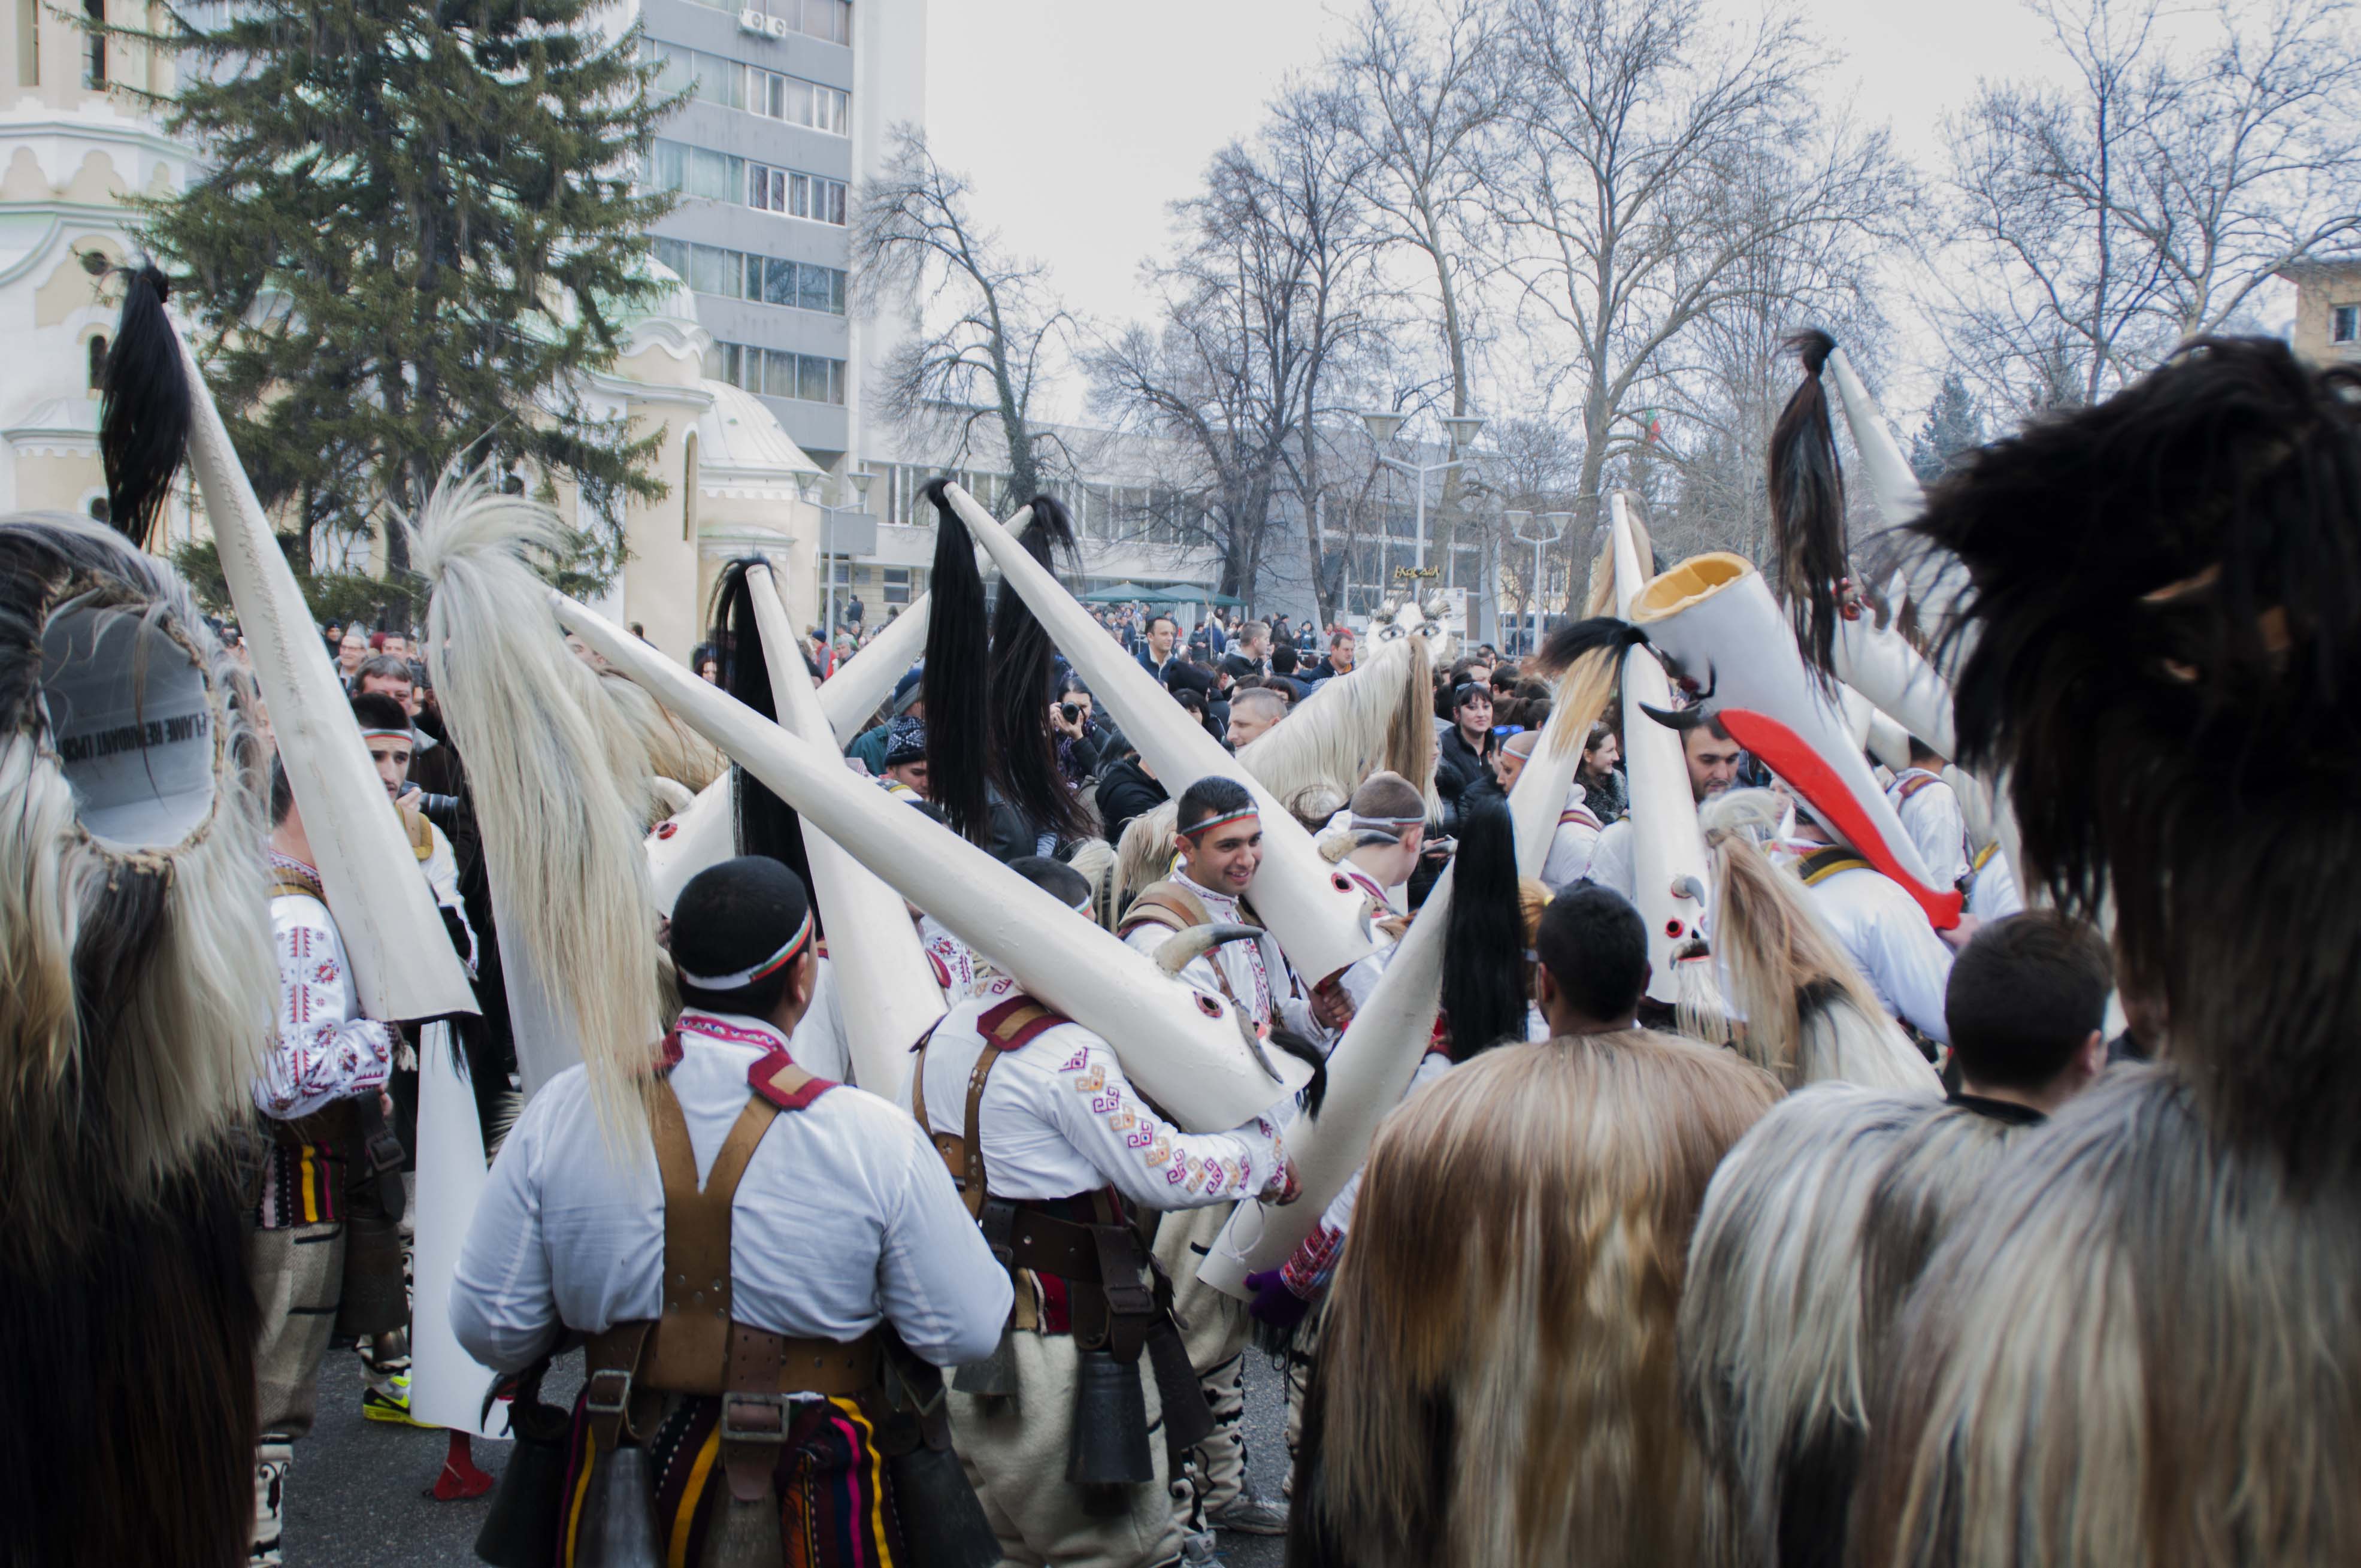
<box><xmin>1629</xmin><ymin>553</ymin><xmax>1962</xmax><ymax>930</ymax></box>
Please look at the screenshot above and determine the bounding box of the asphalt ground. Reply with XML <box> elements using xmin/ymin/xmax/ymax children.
<box><xmin>289</xmin><ymin>1344</ymin><xmax>1295</xmax><ymax>1566</ymax></box>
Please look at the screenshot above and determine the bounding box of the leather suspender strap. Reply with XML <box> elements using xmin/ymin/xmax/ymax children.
<box><xmin>721</xmin><ymin>1322</ymin><xmax>789</xmax><ymax>1502</ymax></box>
<box><xmin>909</xmin><ymin>1026</ymin><xmax>1008</xmax><ymax>1219</ymax></box>
<box><xmin>583</xmin><ymin>1321</ymin><xmax>655</xmax><ymax>1451</ymax></box>
<box><xmin>640</xmin><ymin>1082</ymin><xmax>779</xmax><ymax>1393</ymax></box>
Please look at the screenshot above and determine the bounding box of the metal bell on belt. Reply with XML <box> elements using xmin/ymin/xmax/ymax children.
<box><xmin>1066</xmin><ymin>1346</ymin><xmax>1154</xmax><ymax>1485</ymax></box>
<box><xmin>471</xmin><ymin>1423</ymin><xmax>569</xmax><ymax>1567</ymax></box>
<box><xmin>573</xmin><ymin>1443</ymin><xmax>664</xmax><ymax>1568</ymax></box>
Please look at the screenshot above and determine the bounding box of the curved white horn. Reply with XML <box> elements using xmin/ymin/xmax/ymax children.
<box><xmin>173</xmin><ymin>325</ymin><xmax>474</xmax><ymax>1022</ymax></box>
<box><xmin>940</xmin><ymin>483</ymin><xmax>1373</xmax><ymax>984</ymax></box>
<box><xmin>1155</xmin><ymin>922</ymin><xmax>1264</xmax><ymax>979</ymax></box>
<box><xmin>747</xmin><ymin>564</ymin><xmax>943</xmax><ymax>1096</ymax></box>
<box><xmin>646</xmin><ymin>774</ymin><xmax>732</xmax><ymax>917</ymax></box>
<box><xmin>553</xmin><ymin>591</ymin><xmax>1312</xmax><ymax>1131</ymax></box>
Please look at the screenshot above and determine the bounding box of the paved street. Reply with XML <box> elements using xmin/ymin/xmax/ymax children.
<box><xmin>290</xmin><ymin>1346</ymin><xmax>1294</xmax><ymax>1566</ymax></box>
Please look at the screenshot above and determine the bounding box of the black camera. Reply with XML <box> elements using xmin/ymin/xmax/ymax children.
<box><xmin>1061</xmin><ymin>703</ymin><xmax>1080</xmax><ymax>724</ymax></box>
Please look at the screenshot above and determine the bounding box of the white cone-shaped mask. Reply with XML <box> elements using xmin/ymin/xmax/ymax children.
<box><xmin>171</xmin><ymin>328</ymin><xmax>476</xmax><ymax>1022</ymax></box>
<box><xmin>1198</xmin><ymin>861</ymin><xmax>1455</xmax><ymax>1299</ymax></box>
<box><xmin>647</xmin><ymin>775</ymin><xmax>731</xmax><ymax>917</ymax></box>
<box><xmin>746</xmin><ymin>564</ymin><xmax>943</xmax><ymax>1097</ymax></box>
<box><xmin>1612</xmin><ymin>501</ymin><xmax>1716</xmax><ymax>1000</ymax></box>
<box><xmin>818</xmin><ymin>590</ymin><xmax>930</xmax><ymax>748</ymax></box>
<box><xmin>1632</xmin><ymin>553</ymin><xmax>1963</xmax><ymax>930</ymax></box>
<box><xmin>555</xmin><ymin>592</ymin><xmax>1313</xmax><ymax>1132</ymax></box>
<box><xmin>941</xmin><ymin>484</ymin><xmax>1374</xmax><ymax>985</ymax></box>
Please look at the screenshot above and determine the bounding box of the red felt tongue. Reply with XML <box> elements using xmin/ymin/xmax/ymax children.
<box><xmin>1716</xmin><ymin>707</ymin><xmax>1963</xmax><ymax>930</ymax></box>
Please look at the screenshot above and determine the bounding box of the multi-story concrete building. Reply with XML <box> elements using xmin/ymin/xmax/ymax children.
<box><xmin>635</xmin><ymin>0</ymin><xmax>923</xmax><ymax>474</ymax></box>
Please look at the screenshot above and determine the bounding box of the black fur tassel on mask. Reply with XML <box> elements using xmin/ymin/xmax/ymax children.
<box><xmin>1767</xmin><ymin>328</ymin><xmax>1848</xmax><ymax>689</ymax></box>
<box><xmin>98</xmin><ymin>264</ymin><xmax>192</xmax><ymax>550</ymax></box>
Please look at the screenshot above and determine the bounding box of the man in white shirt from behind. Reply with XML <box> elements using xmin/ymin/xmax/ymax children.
<box><xmin>453</xmin><ymin>857</ymin><xmax>1009</xmax><ymax>1563</ymax></box>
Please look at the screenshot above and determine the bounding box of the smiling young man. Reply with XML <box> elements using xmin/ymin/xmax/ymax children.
<box><xmin>1116</xmin><ymin>776</ymin><xmax>1333</xmax><ymax>1547</ymax></box>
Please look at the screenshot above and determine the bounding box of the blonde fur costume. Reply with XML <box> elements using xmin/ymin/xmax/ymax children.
<box><xmin>1294</xmin><ymin>1029</ymin><xmax>1781</xmax><ymax>1568</ymax></box>
<box><xmin>1700</xmin><ymin>790</ymin><xmax>1937</xmax><ymax>1094</ymax></box>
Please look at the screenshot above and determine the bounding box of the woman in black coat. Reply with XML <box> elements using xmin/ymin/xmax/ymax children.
<box><xmin>1433</xmin><ymin>680</ymin><xmax>1498</xmax><ymax>809</ymax></box>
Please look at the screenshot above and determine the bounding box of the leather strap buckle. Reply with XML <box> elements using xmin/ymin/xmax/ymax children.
<box><xmin>583</xmin><ymin>1364</ymin><xmax>634</xmax><ymax>1420</ymax></box>
<box><xmin>718</xmin><ymin>1390</ymin><xmax>792</xmax><ymax>1446</ymax></box>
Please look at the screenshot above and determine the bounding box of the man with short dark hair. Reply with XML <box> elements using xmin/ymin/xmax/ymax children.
<box><xmin>1941</xmin><ymin>913</ymin><xmax>2111</xmax><ymax>1118</ymax></box>
<box><xmin>455</xmin><ymin>856</ymin><xmax>1010</xmax><ymax>1561</ymax></box>
<box><xmin>1533</xmin><ymin>885</ymin><xmax>1652</xmax><ymax>1034</ymax></box>
<box><xmin>1267</xmin><ymin>643</ymin><xmax>1307</xmax><ymax>703</ymax></box>
<box><xmin>1306</xmin><ymin>628</ymin><xmax>1355</xmax><ymax>683</ymax></box>
<box><xmin>1137</xmin><ymin>615</ymin><xmax>1179</xmax><ymax>683</ymax></box>
<box><xmin>1119</xmin><ymin>777</ymin><xmax>1337</xmax><ymax>1542</ymax></box>
<box><xmin>1237</xmin><ymin>619</ymin><xmax>1272</xmax><ymax>673</ymax></box>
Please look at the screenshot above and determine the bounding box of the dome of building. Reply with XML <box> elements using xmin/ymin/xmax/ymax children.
<box><xmin>695</xmin><ymin>379</ymin><xmax>822</xmax><ymax>485</ymax></box>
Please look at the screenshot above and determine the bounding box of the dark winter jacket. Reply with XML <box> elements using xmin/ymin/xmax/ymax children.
<box><xmin>1095</xmin><ymin>755</ymin><xmax>1169</xmax><ymax>842</ymax></box>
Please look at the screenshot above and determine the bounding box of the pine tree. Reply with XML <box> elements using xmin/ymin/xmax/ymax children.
<box><xmin>123</xmin><ymin>0</ymin><xmax>682</xmax><ymax>579</ymax></box>
<box><xmin>1909</xmin><ymin>372</ymin><xmax>1985</xmax><ymax>485</ymax></box>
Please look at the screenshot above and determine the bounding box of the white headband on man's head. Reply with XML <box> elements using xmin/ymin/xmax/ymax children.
<box><xmin>1184</xmin><ymin>806</ymin><xmax>1259</xmax><ymax>840</ymax></box>
<box><xmin>675</xmin><ymin>909</ymin><xmax>815</xmax><ymax>991</ymax></box>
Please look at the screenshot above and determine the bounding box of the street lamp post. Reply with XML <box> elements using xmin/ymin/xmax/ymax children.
<box><xmin>798</xmin><ymin>468</ymin><xmax>873</xmax><ymax>665</ymax></box>
<box><xmin>1507</xmin><ymin>508</ymin><xmax>1574</xmax><ymax>655</ymax></box>
<box><xmin>1361</xmin><ymin>410</ymin><xmax>1487</xmax><ymax>577</ymax></box>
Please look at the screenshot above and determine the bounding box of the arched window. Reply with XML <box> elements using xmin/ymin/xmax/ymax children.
<box><xmin>86</xmin><ymin>332</ymin><xmax>107</xmax><ymax>389</ymax></box>
<box><xmin>682</xmin><ymin>432</ymin><xmax>699</xmax><ymax>541</ymax></box>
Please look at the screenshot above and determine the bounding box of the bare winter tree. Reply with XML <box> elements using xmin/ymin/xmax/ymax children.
<box><xmin>1657</xmin><ymin>230</ymin><xmax>1894</xmax><ymax>564</ymax></box>
<box><xmin>1327</xmin><ymin>0</ymin><xmax>1509</xmax><ymax>577</ymax></box>
<box><xmin>1264</xmin><ymin>87</ymin><xmax>1393</xmax><ymax>626</ymax></box>
<box><xmin>1935</xmin><ymin>0</ymin><xmax>2361</xmax><ymax>413</ymax></box>
<box><xmin>1089</xmin><ymin>123</ymin><xmax>1382</xmax><ymax>609</ymax></box>
<box><xmin>853</xmin><ymin>125</ymin><xmax>1071</xmax><ymax>500</ymax></box>
<box><xmin>1473</xmin><ymin>414</ymin><xmax>1583</xmax><ymax>641</ymax></box>
<box><xmin>1488</xmin><ymin>0</ymin><xmax>1906</xmax><ymax>609</ymax></box>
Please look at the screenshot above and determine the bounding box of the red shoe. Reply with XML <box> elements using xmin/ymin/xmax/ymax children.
<box><xmin>429</xmin><ymin>1433</ymin><xmax>495</xmax><ymax>1501</ymax></box>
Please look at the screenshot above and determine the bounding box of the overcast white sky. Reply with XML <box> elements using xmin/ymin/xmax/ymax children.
<box><xmin>922</xmin><ymin>1</ymin><xmax>2275</xmax><ymax>422</ymax></box>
